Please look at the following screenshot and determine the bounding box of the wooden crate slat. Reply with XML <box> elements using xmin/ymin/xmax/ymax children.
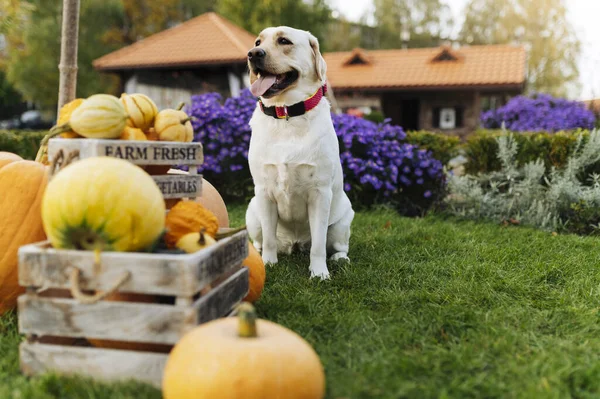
<box><xmin>195</xmin><ymin>267</ymin><xmax>249</xmax><ymax>324</ymax></box>
<box><xmin>18</xmin><ymin>295</ymin><xmax>194</xmax><ymax>345</ymax></box>
<box><xmin>18</xmin><ymin>230</ymin><xmax>248</xmax><ymax>297</ymax></box>
<box><xmin>192</xmin><ymin>230</ymin><xmax>249</xmax><ymax>293</ymax></box>
<box><xmin>47</xmin><ymin>138</ymin><xmax>203</xmax><ymax>165</ymax></box>
<box><xmin>18</xmin><ymin>243</ymin><xmax>193</xmax><ymax>297</ymax></box>
<box><xmin>20</xmin><ymin>342</ymin><xmax>167</xmax><ymax>389</ymax></box>
<box><xmin>152</xmin><ymin>173</ymin><xmax>202</xmax><ymax>199</ymax></box>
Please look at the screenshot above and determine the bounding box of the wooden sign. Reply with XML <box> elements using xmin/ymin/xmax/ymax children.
<box><xmin>47</xmin><ymin>138</ymin><xmax>204</xmax><ymax>165</ymax></box>
<box><xmin>152</xmin><ymin>174</ymin><xmax>202</xmax><ymax>199</ymax></box>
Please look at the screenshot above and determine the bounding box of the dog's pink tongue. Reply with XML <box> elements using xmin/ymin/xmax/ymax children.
<box><xmin>250</xmin><ymin>75</ymin><xmax>276</xmax><ymax>97</ymax></box>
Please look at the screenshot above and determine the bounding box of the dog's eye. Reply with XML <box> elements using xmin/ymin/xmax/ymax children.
<box><xmin>255</xmin><ymin>39</ymin><xmax>261</xmax><ymax>46</ymax></box>
<box><xmin>278</xmin><ymin>37</ymin><xmax>293</xmax><ymax>45</ymax></box>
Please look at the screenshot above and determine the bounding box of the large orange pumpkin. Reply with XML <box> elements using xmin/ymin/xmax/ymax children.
<box><xmin>196</xmin><ymin>178</ymin><xmax>229</xmax><ymax>228</ymax></box>
<box><xmin>0</xmin><ymin>160</ymin><xmax>48</xmax><ymax>314</ymax></box>
<box><xmin>0</xmin><ymin>152</ymin><xmax>23</xmax><ymax>169</ymax></box>
<box><xmin>243</xmin><ymin>242</ymin><xmax>266</xmax><ymax>303</ymax></box>
<box><xmin>162</xmin><ymin>303</ymin><xmax>325</xmax><ymax>399</ymax></box>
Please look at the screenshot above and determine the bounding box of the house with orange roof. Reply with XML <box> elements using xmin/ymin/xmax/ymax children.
<box><xmin>325</xmin><ymin>45</ymin><xmax>527</xmax><ymax>135</ymax></box>
<box><xmin>93</xmin><ymin>12</ymin><xmax>256</xmax><ymax>110</ymax></box>
<box><xmin>94</xmin><ymin>12</ymin><xmax>527</xmax><ymax>135</ymax></box>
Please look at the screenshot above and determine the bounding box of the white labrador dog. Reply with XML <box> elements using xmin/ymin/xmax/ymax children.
<box><xmin>245</xmin><ymin>26</ymin><xmax>354</xmax><ymax>280</ymax></box>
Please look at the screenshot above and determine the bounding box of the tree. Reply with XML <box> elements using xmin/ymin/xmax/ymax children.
<box><xmin>0</xmin><ymin>70</ymin><xmax>26</xmax><ymax>119</ymax></box>
<box><xmin>372</xmin><ymin>0</ymin><xmax>454</xmax><ymax>49</ymax></box>
<box><xmin>3</xmin><ymin>0</ymin><xmax>124</xmax><ymax>113</ymax></box>
<box><xmin>2</xmin><ymin>0</ymin><xmax>215</xmax><ymax>115</ymax></box>
<box><xmin>459</xmin><ymin>0</ymin><xmax>581</xmax><ymax>97</ymax></box>
<box><xmin>326</xmin><ymin>15</ymin><xmax>379</xmax><ymax>52</ymax></box>
<box><xmin>100</xmin><ymin>0</ymin><xmax>216</xmax><ymax>46</ymax></box>
<box><xmin>216</xmin><ymin>0</ymin><xmax>332</xmax><ymax>47</ymax></box>
<box><xmin>0</xmin><ymin>1</ymin><xmax>32</xmax><ymax>118</ymax></box>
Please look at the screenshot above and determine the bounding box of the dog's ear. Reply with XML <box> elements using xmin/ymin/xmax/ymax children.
<box><xmin>308</xmin><ymin>33</ymin><xmax>327</xmax><ymax>83</ymax></box>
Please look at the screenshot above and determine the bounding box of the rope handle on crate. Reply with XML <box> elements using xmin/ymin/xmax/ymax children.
<box><xmin>69</xmin><ymin>267</ymin><xmax>131</xmax><ymax>305</ymax></box>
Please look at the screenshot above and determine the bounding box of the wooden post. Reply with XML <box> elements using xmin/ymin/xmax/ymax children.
<box><xmin>57</xmin><ymin>0</ymin><xmax>81</xmax><ymax>115</ymax></box>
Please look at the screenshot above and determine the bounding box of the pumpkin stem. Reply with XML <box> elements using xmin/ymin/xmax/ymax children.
<box><xmin>35</xmin><ymin>124</ymin><xmax>72</xmax><ymax>163</ymax></box>
<box><xmin>237</xmin><ymin>302</ymin><xmax>258</xmax><ymax>338</ymax></box>
<box><xmin>176</xmin><ymin>102</ymin><xmax>186</xmax><ymax>111</ymax></box>
<box><xmin>197</xmin><ymin>228</ymin><xmax>207</xmax><ymax>246</ymax></box>
<box><xmin>214</xmin><ymin>225</ymin><xmax>247</xmax><ymax>240</ymax></box>
<box><xmin>180</xmin><ymin>117</ymin><xmax>192</xmax><ymax>124</ymax></box>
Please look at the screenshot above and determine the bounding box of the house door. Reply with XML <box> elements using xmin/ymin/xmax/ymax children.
<box><xmin>382</xmin><ymin>95</ymin><xmax>421</xmax><ymax>131</ymax></box>
<box><xmin>400</xmin><ymin>99</ymin><xmax>420</xmax><ymax>131</ymax></box>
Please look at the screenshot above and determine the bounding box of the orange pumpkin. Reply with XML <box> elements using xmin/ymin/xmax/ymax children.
<box><xmin>0</xmin><ymin>160</ymin><xmax>48</xmax><ymax>314</ymax></box>
<box><xmin>195</xmin><ymin>178</ymin><xmax>229</xmax><ymax>228</ymax></box>
<box><xmin>164</xmin><ymin>201</ymin><xmax>219</xmax><ymax>248</ymax></box>
<box><xmin>119</xmin><ymin>126</ymin><xmax>147</xmax><ymax>141</ymax></box>
<box><xmin>0</xmin><ymin>152</ymin><xmax>23</xmax><ymax>169</ymax></box>
<box><xmin>166</xmin><ymin>170</ymin><xmax>229</xmax><ymax>228</ymax></box>
<box><xmin>242</xmin><ymin>242</ymin><xmax>266</xmax><ymax>303</ymax></box>
<box><xmin>162</xmin><ymin>303</ymin><xmax>326</xmax><ymax>399</ymax></box>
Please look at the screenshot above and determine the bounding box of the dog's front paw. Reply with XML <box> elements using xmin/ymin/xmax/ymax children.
<box><xmin>330</xmin><ymin>252</ymin><xmax>350</xmax><ymax>262</ymax></box>
<box><xmin>309</xmin><ymin>260</ymin><xmax>330</xmax><ymax>280</ymax></box>
<box><xmin>262</xmin><ymin>250</ymin><xmax>278</xmax><ymax>265</ymax></box>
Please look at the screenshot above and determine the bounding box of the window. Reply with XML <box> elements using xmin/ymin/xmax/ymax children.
<box><xmin>481</xmin><ymin>95</ymin><xmax>501</xmax><ymax>112</ymax></box>
<box><xmin>433</xmin><ymin>107</ymin><xmax>464</xmax><ymax>129</ymax></box>
<box><xmin>347</xmin><ymin>55</ymin><xmax>367</xmax><ymax>65</ymax></box>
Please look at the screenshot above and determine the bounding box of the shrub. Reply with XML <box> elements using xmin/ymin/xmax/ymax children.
<box><xmin>464</xmin><ymin>129</ymin><xmax>598</xmax><ymax>176</ymax></box>
<box><xmin>0</xmin><ymin>130</ymin><xmax>46</xmax><ymax>160</ymax></box>
<box><xmin>405</xmin><ymin>130</ymin><xmax>461</xmax><ymax>165</ymax></box>
<box><xmin>481</xmin><ymin>93</ymin><xmax>595</xmax><ymax>132</ymax></box>
<box><xmin>186</xmin><ymin>89</ymin><xmax>446</xmax><ymax>214</ymax></box>
<box><xmin>363</xmin><ymin>110</ymin><xmax>385</xmax><ymax>124</ymax></box>
<box><xmin>332</xmin><ymin>114</ymin><xmax>445</xmax><ymax>215</ymax></box>
<box><xmin>446</xmin><ymin>128</ymin><xmax>600</xmax><ymax>236</ymax></box>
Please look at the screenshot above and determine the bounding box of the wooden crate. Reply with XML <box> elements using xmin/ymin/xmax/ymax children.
<box><xmin>47</xmin><ymin>138</ymin><xmax>204</xmax><ymax>199</ymax></box>
<box><xmin>17</xmin><ymin>229</ymin><xmax>249</xmax><ymax>388</ymax></box>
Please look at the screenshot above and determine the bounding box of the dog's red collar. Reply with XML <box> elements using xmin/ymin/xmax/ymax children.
<box><xmin>258</xmin><ymin>83</ymin><xmax>328</xmax><ymax>121</ymax></box>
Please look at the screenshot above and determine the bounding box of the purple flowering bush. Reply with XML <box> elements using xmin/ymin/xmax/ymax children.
<box><xmin>481</xmin><ymin>93</ymin><xmax>596</xmax><ymax>132</ymax></box>
<box><xmin>184</xmin><ymin>89</ymin><xmax>256</xmax><ymax>199</ymax></box>
<box><xmin>332</xmin><ymin>114</ymin><xmax>445</xmax><ymax>214</ymax></box>
<box><xmin>185</xmin><ymin>88</ymin><xmax>445</xmax><ymax>214</ymax></box>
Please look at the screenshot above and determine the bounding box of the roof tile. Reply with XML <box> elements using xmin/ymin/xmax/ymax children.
<box><xmin>323</xmin><ymin>45</ymin><xmax>527</xmax><ymax>89</ymax></box>
<box><xmin>93</xmin><ymin>12</ymin><xmax>256</xmax><ymax>71</ymax></box>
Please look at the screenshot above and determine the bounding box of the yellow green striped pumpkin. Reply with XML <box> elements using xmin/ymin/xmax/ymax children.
<box><xmin>120</xmin><ymin>93</ymin><xmax>159</xmax><ymax>132</ymax></box>
<box><xmin>41</xmin><ymin>157</ymin><xmax>166</xmax><ymax>252</ymax></box>
<box><xmin>69</xmin><ymin>94</ymin><xmax>129</xmax><ymax>139</ymax></box>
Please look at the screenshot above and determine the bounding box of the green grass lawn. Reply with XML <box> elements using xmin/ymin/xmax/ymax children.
<box><xmin>3</xmin><ymin>204</ymin><xmax>600</xmax><ymax>398</ymax></box>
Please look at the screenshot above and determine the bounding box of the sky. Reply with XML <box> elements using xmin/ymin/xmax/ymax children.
<box><xmin>328</xmin><ymin>0</ymin><xmax>600</xmax><ymax>100</ymax></box>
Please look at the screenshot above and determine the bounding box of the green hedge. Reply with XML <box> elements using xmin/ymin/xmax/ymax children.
<box><xmin>405</xmin><ymin>129</ymin><xmax>597</xmax><ymax>176</ymax></box>
<box><xmin>463</xmin><ymin>129</ymin><xmax>591</xmax><ymax>174</ymax></box>
<box><xmin>0</xmin><ymin>130</ymin><xmax>47</xmax><ymax>160</ymax></box>
<box><xmin>1</xmin><ymin>128</ymin><xmax>595</xmax><ymax>177</ymax></box>
<box><xmin>405</xmin><ymin>130</ymin><xmax>461</xmax><ymax>165</ymax></box>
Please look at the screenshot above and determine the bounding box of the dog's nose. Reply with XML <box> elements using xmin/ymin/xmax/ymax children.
<box><xmin>248</xmin><ymin>48</ymin><xmax>266</xmax><ymax>60</ymax></box>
